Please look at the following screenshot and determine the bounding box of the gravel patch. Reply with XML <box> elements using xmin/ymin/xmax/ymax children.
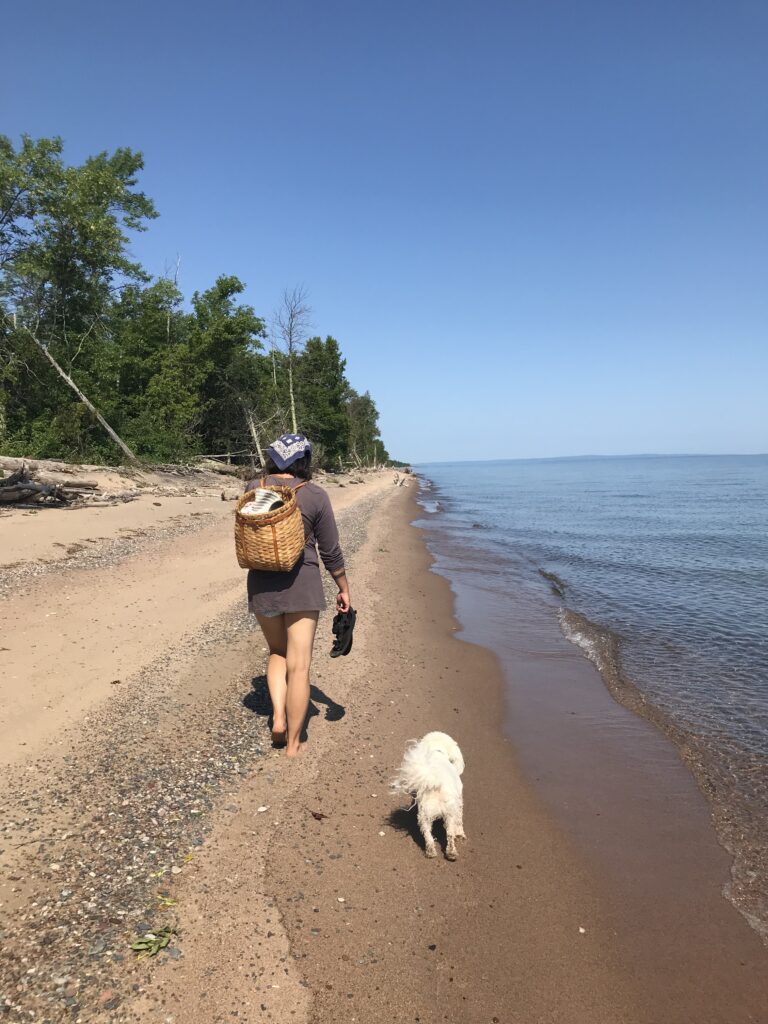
<box><xmin>0</xmin><ymin>510</ymin><xmax>220</xmax><ymax>601</ymax></box>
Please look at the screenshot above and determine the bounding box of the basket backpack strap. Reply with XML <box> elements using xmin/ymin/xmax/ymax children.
<box><xmin>291</xmin><ymin>481</ymin><xmax>309</xmax><ymax>544</ymax></box>
<box><xmin>258</xmin><ymin>477</ymin><xmax>307</xmax><ymax>493</ymax></box>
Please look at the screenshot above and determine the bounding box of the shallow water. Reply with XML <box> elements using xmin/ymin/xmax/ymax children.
<box><xmin>416</xmin><ymin>454</ymin><xmax>768</xmax><ymax>936</ymax></box>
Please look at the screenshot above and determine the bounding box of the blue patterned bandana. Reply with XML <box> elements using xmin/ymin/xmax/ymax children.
<box><xmin>266</xmin><ymin>433</ymin><xmax>312</xmax><ymax>470</ymax></box>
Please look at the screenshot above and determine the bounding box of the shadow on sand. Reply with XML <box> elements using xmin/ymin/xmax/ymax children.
<box><xmin>387</xmin><ymin>806</ymin><xmax>448</xmax><ymax>856</ymax></box>
<box><xmin>243</xmin><ymin>674</ymin><xmax>346</xmax><ymax>745</ymax></box>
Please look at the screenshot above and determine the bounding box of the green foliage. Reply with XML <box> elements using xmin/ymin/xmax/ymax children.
<box><xmin>109</xmin><ymin>280</ymin><xmax>204</xmax><ymax>461</ymax></box>
<box><xmin>131</xmin><ymin>926</ymin><xmax>175</xmax><ymax>960</ymax></box>
<box><xmin>294</xmin><ymin>336</ymin><xmax>350</xmax><ymax>465</ymax></box>
<box><xmin>0</xmin><ymin>135</ymin><xmax>65</xmax><ymax>271</ymax></box>
<box><xmin>188</xmin><ymin>276</ymin><xmax>266</xmax><ymax>455</ymax></box>
<box><xmin>347</xmin><ymin>389</ymin><xmax>389</xmax><ymax>466</ymax></box>
<box><xmin>0</xmin><ymin>134</ymin><xmax>394</xmax><ymax>468</ymax></box>
<box><xmin>1</xmin><ymin>136</ymin><xmax>157</xmax><ymax>336</ymax></box>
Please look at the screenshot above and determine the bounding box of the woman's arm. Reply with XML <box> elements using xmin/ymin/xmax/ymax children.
<box><xmin>315</xmin><ymin>491</ymin><xmax>351</xmax><ymax>611</ymax></box>
<box><xmin>331</xmin><ymin>569</ymin><xmax>351</xmax><ymax>612</ymax></box>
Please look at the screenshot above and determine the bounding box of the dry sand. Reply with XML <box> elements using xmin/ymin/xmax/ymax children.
<box><xmin>0</xmin><ymin>465</ymin><xmax>384</xmax><ymax>765</ymax></box>
<box><xmin>1</xmin><ymin>473</ymin><xmax>767</xmax><ymax>1023</ymax></box>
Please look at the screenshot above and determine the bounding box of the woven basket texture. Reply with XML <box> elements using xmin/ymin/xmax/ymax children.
<box><xmin>234</xmin><ymin>486</ymin><xmax>305</xmax><ymax>571</ymax></box>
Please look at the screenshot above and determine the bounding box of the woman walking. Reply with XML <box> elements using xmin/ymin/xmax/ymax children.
<box><xmin>245</xmin><ymin>434</ymin><xmax>350</xmax><ymax>757</ymax></box>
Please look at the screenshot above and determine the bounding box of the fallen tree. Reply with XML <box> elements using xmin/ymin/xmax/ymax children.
<box><xmin>14</xmin><ymin>322</ymin><xmax>140</xmax><ymax>465</ymax></box>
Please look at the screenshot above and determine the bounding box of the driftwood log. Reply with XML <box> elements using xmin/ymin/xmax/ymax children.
<box><xmin>194</xmin><ymin>458</ymin><xmax>243</xmax><ymax>477</ymax></box>
<box><xmin>0</xmin><ymin>465</ymin><xmax>73</xmax><ymax>506</ymax></box>
<box><xmin>0</xmin><ymin>457</ymin><xmax>94</xmax><ymax>476</ymax></box>
<box><xmin>0</xmin><ymin>463</ymin><xmax>130</xmax><ymax>509</ymax></box>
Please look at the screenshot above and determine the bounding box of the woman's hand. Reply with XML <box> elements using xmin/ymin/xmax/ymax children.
<box><xmin>334</xmin><ymin>572</ymin><xmax>351</xmax><ymax>613</ymax></box>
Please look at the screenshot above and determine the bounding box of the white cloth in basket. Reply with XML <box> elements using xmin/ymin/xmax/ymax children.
<box><xmin>240</xmin><ymin>491</ymin><xmax>285</xmax><ymax>517</ymax></box>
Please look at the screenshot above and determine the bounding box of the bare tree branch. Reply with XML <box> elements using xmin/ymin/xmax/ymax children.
<box><xmin>67</xmin><ymin>317</ymin><xmax>102</xmax><ymax>368</ymax></box>
<box><xmin>272</xmin><ymin>285</ymin><xmax>312</xmax><ymax>434</ymax></box>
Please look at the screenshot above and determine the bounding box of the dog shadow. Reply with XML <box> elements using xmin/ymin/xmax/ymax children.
<box><xmin>243</xmin><ymin>674</ymin><xmax>346</xmax><ymax>744</ymax></box>
<box><xmin>387</xmin><ymin>807</ymin><xmax>448</xmax><ymax>856</ymax></box>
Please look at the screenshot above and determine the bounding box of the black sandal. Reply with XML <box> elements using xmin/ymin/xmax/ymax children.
<box><xmin>330</xmin><ymin>608</ymin><xmax>357</xmax><ymax>658</ymax></box>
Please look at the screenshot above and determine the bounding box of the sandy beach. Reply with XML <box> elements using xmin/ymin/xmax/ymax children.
<box><xmin>2</xmin><ymin>474</ymin><xmax>767</xmax><ymax>1023</ymax></box>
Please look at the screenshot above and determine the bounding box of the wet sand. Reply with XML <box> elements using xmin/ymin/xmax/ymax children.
<box><xmin>432</xmin><ymin>537</ymin><xmax>768</xmax><ymax>1013</ymax></box>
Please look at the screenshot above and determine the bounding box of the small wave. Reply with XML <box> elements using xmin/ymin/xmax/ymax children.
<box><xmin>558</xmin><ymin>609</ymin><xmax>619</xmax><ymax>679</ymax></box>
<box><xmin>560</xmin><ymin>619</ymin><xmax>598</xmax><ymax>661</ymax></box>
<box><xmin>415</xmin><ymin>475</ymin><xmax>440</xmax><ymax>513</ymax></box>
<box><xmin>538</xmin><ymin>568</ymin><xmax>566</xmax><ymax>599</ymax></box>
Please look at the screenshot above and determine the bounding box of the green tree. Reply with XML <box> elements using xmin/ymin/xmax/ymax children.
<box><xmin>188</xmin><ymin>275</ymin><xmax>268</xmax><ymax>456</ymax></box>
<box><xmin>3</xmin><ymin>142</ymin><xmax>156</xmax><ymax>335</ymax></box>
<box><xmin>0</xmin><ymin>135</ymin><xmax>157</xmax><ymax>461</ymax></box>
<box><xmin>0</xmin><ymin>135</ymin><xmax>64</xmax><ymax>271</ymax></box>
<box><xmin>294</xmin><ymin>335</ymin><xmax>350</xmax><ymax>464</ymax></box>
<box><xmin>107</xmin><ymin>280</ymin><xmax>204</xmax><ymax>461</ymax></box>
<box><xmin>126</xmin><ymin>345</ymin><xmax>206</xmax><ymax>461</ymax></box>
<box><xmin>346</xmin><ymin>389</ymin><xmax>389</xmax><ymax>467</ymax></box>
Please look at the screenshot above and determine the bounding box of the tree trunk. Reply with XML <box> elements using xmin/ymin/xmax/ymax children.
<box><xmin>27</xmin><ymin>330</ymin><xmax>138</xmax><ymax>463</ymax></box>
<box><xmin>288</xmin><ymin>359</ymin><xmax>298</xmax><ymax>434</ymax></box>
<box><xmin>243</xmin><ymin>406</ymin><xmax>266</xmax><ymax>467</ymax></box>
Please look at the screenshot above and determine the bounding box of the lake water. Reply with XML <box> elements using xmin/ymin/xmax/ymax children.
<box><xmin>416</xmin><ymin>455</ymin><xmax>768</xmax><ymax>936</ymax></box>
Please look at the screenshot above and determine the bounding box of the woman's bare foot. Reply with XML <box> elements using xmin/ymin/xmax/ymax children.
<box><xmin>271</xmin><ymin>718</ymin><xmax>287</xmax><ymax>746</ymax></box>
<box><xmin>285</xmin><ymin>741</ymin><xmax>306</xmax><ymax>759</ymax></box>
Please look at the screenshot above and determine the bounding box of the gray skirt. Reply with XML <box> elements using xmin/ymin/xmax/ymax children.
<box><xmin>247</xmin><ymin>555</ymin><xmax>326</xmax><ymax>616</ymax></box>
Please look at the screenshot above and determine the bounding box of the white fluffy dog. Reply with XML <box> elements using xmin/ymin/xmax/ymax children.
<box><xmin>392</xmin><ymin>731</ymin><xmax>466</xmax><ymax>860</ymax></box>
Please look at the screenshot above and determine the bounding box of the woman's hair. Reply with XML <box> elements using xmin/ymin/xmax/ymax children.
<box><xmin>264</xmin><ymin>452</ymin><xmax>313</xmax><ymax>480</ymax></box>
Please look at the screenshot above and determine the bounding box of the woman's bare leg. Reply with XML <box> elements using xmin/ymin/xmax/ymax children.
<box><xmin>284</xmin><ymin>611</ymin><xmax>319</xmax><ymax>757</ymax></box>
<box><xmin>256</xmin><ymin>615</ymin><xmax>289</xmax><ymax>740</ymax></box>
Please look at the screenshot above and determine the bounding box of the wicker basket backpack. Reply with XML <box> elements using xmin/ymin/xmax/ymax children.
<box><xmin>234</xmin><ymin>479</ymin><xmax>307</xmax><ymax>571</ymax></box>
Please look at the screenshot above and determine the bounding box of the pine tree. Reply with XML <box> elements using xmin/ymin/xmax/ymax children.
<box><xmin>294</xmin><ymin>336</ymin><xmax>350</xmax><ymax>464</ymax></box>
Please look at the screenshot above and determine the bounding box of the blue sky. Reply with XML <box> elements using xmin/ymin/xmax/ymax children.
<box><xmin>2</xmin><ymin>0</ymin><xmax>766</xmax><ymax>462</ymax></box>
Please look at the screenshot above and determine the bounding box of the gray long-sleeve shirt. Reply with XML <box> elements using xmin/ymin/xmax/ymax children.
<box><xmin>244</xmin><ymin>475</ymin><xmax>345</xmax><ymax>614</ymax></box>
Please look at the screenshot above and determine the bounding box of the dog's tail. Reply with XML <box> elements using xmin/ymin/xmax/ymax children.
<box><xmin>391</xmin><ymin>740</ymin><xmax>460</xmax><ymax>799</ymax></box>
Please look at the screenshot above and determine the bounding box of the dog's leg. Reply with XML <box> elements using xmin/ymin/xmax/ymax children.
<box><xmin>445</xmin><ymin>832</ymin><xmax>458</xmax><ymax>861</ymax></box>
<box><xmin>417</xmin><ymin>806</ymin><xmax>438</xmax><ymax>858</ymax></box>
<box><xmin>445</xmin><ymin>811</ymin><xmax>460</xmax><ymax>861</ymax></box>
<box><xmin>456</xmin><ymin>798</ymin><xmax>466</xmax><ymax>841</ymax></box>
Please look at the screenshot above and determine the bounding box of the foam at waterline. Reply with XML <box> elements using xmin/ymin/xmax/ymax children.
<box><xmin>419</xmin><ymin>499</ymin><xmax>441</xmax><ymax>513</ymax></box>
<box><xmin>559</xmin><ymin>609</ymin><xmax>614</xmax><ymax>675</ymax></box>
<box><xmin>415</xmin><ymin>474</ymin><xmax>441</xmax><ymax>514</ymax></box>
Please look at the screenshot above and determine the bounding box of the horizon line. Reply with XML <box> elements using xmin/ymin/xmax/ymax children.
<box><xmin>410</xmin><ymin>452</ymin><xmax>768</xmax><ymax>466</ymax></box>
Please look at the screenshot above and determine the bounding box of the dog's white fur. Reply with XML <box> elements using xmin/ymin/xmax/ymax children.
<box><xmin>392</xmin><ymin>731</ymin><xmax>466</xmax><ymax>860</ymax></box>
